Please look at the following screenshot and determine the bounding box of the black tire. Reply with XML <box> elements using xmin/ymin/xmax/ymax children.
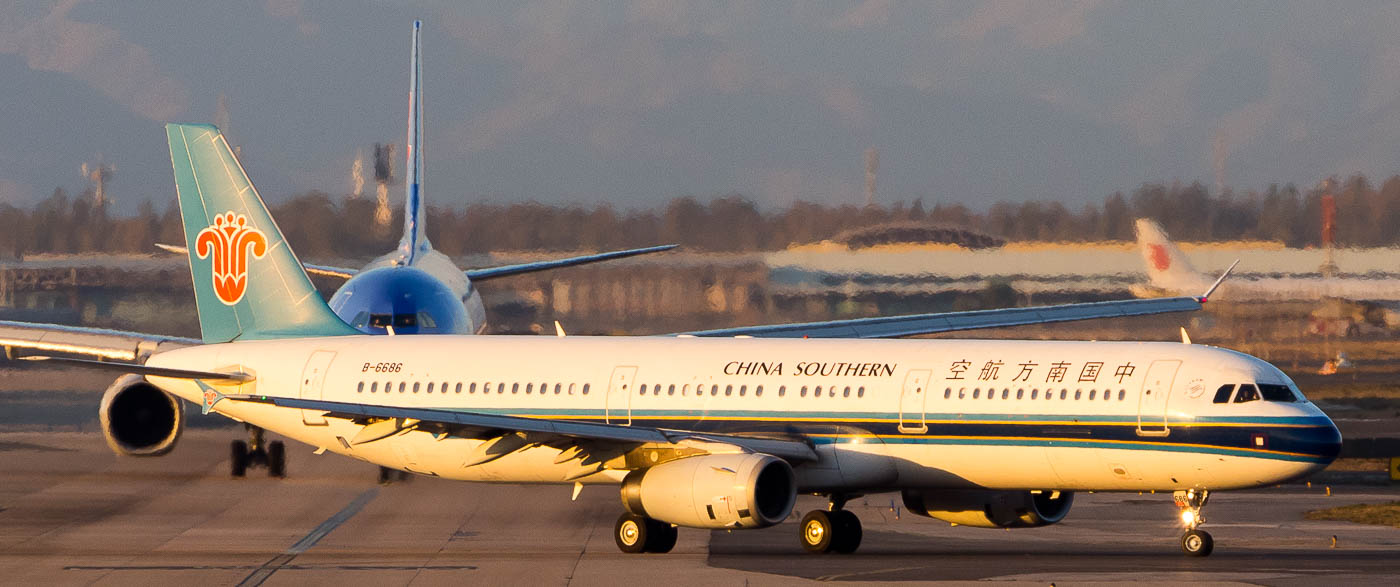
<box><xmin>1182</xmin><ymin>529</ymin><xmax>1214</xmax><ymax>557</ymax></box>
<box><xmin>830</xmin><ymin>510</ymin><xmax>863</xmax><ymax>554</ymax></box>
<box><xmin>230</xmin><ymin>440</ymin><xmax>249</xmax><ymax>478</ymax></box>
<box><xmin>378</xmin><ymin>467</ymin><xmax>394</xmax><ymax>485</ymax></box>
<box><xmin>615</xmin><ymin>513</ymin><xmax>649</xmax><ymax>554</ymax></box>
<box><xmin>267</xmin><ymin>440</ymin><xmax>286</xmax><ymax>478</ymax></box>
<box><xmin>800</xmin><ymin>510</ymin><xmax>834</xmax><ymax>553</ymax></box>
<box><xmin>644</xmin><ymin>519</ymin><xmax>678</xmax><ymax>553</ymax></box>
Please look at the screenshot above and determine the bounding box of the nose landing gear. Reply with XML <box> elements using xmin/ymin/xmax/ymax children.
<box><xmin>1175</xmin><ymin>489</ymin><xmax>1213</xmax><ymax>557</ymax></box>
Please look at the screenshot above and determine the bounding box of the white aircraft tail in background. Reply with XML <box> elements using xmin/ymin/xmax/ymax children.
<box><xmin>1134</xmin><ymin>218</ymin><xmax>1212</xmax><ymax>296</ymax></box>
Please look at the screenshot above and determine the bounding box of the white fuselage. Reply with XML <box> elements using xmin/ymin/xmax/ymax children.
<box><xmin>147</xmin><ymin>336</ymin><xmax>1339</xmax><ymax>493</ymax></box>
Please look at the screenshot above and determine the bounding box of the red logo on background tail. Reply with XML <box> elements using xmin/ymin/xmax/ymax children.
<box><xmin>196</xmin><ymin>212</ymin><xmax>268</xmax><ymax>305</ymax></box>
<box><xmin>1148</xmin><ymin>244</ymin><xmax>1171</xmax><ymax>272</ymax></box>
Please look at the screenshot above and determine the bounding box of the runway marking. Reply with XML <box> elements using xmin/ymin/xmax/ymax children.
<box><xmin>237</xmin><ymin>487</ymin><xmax>380</xmax><ymax>587</ymax></box>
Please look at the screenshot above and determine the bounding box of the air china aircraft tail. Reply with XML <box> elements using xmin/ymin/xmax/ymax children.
<box><xmin>167</xmin><ymin>123</ymin><xmax>358</xmax><ymax>343</ymax></box>
<box><xmin>1135</xmin><ymin>218</ymin><xmax>1211</xmax><ymax>295</ymax></box>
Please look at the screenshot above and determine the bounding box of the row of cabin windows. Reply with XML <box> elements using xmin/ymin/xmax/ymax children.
<box><xmin>356</xmin><ymin>381</ymin><xmax>592</xmax><ymax>396</ymax></box>
<box><xmin>1211</xmin><ymin>383</ymin><xmax>1299</xmax><ymax>404</ymax></box>
<box><xmin>637</xmin><ymin>384</ymin><xmax>867</xmax><ymax>399</ymax></box>
<box><xmin>943</xmin><ymin>387</ymin><xmax>1128</xmax><ymax>402</ymax></box>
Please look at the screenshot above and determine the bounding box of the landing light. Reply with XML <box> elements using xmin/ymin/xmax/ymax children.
<box><xmin>1180</xmin><ymin>510</ymin><xmax>1196</xmax><ymax>526</ymax></box>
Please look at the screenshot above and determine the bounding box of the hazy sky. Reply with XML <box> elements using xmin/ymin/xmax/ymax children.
<box><xmin>4</xmin><ymin>1</ymin><xmax>1400</xmax><ymax>214</ymax></box>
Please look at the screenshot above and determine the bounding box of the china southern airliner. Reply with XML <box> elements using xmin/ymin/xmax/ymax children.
<box><xmin>0</xmin><ymin>122</ymin><xmax>1340</xmax><ymax>558</ymax></box>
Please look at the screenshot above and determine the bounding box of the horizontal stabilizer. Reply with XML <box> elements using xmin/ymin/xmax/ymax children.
<box><xmin>465</xmin><ymin>244</ymin><xmax>677</xmax><ymax>281</ymax></box>
<box><xmin>19</xmin><ymin>355</ymin><xmax>253</xmax><ymax>382</ymax></box>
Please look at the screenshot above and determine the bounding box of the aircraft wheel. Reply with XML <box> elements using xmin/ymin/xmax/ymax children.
<box><xmin>644</xmin><ymin>519</ymin><xmax>678</xmax><ymax>553</ymax></box>
<box><xmin>615</xmin><ymin>513</ymin><xmax>650</xmax><ymax>554</ymax></box>
<box><xmin>230</xmin><ymin>440</ymin><xmax>249</xmax><ymax>478</ymax></box>
<box><xmin>1181</xmin><ymin>529</ymin><xmax>1214</xmax><ymax>557</ymax></box>
<box><xmin>267</xmin><ymin>441</ymin><xmax>286</xmax><ymax>478</ymax></box>
<box><xmin>830</xmin><ymin>510</ymin><xmax>863</xmax><ymax>554</ymax></box>
<box><xmin>800</xmin><ymin>510</ymin><xmax>834</xmax><ymax>553</ymax></box>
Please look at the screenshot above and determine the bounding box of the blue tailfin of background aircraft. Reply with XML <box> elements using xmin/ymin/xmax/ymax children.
<box><xmin>166</xmin><ymin>123</ymin><xmax>358</xmax><ymax>343</ymax></box>
<box><xmin>398</xmin><ymin>19</ymin><xmax>430</xmax><ymax>264</ymax></box>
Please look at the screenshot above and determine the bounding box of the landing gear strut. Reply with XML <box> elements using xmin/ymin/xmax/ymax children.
<box><xmin>800</xmin><ymin>495</ymin><xmax>863</xmax><ymax>554</ymax></box>
<box><xmin>1175</xmin><ymin>489</ymin><xmax>1213</xmax><ymax>557</ymax></box>
<box><xmin>230</xmin><ymin>424</ymin><xmax>285</xmax><ymax>478</ymax></box>
<box><xmin>614</xmin><ymin>512</ymin><xmax>677</xmax><ymax>554</ymax></box>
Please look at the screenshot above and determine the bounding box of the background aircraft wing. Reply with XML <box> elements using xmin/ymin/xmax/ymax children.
<box><xmin>156</xmin><ymin>243</ymin><xmax>358</xmax><ymax>279</ymax></box>
<box><xmin>673</xmin><ymin>295</ymin><xmax>1204</xmax><ymax>339</ymax></box>
<box><xmin>225</xmin><ymin>395</ymin><xmax>818</xmax><ymax>462</ymax></box>
<box><xmin>0</xmin><ymin>320</ymin><xmax>198</xmax><ymax>362</ymax></box>
<box><xmin>464</xmin><ymin>244</ymin><xmax>677</xmax><ymax>282</ymax></box>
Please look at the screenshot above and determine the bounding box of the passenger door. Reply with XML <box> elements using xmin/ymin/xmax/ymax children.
<box><xmin>606</xmin><ymin>366</ymin><xmax>637</xmax><ymax>425</ymax></box>
<box><xmin>1136</xmin><ymin>359</ymin><xmax>1180</xmax><ymax>436</ymax></box>
<box><xmin>299</xmin><ymin>350</ymin><xmax>337</xmax><ymax>426</ymax></box>
<box><xmin>898</xmin><ymin>369</ymin><xmax>932</xmax><ymax>433</ymax></box>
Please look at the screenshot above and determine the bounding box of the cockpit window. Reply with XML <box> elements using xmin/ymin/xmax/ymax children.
<box><xmin>369</xmin><ymin>314</ymin><xmax>392</xmax><ymax>328</ymax></box>
<box><xmin>393</xmin><ymin>313</ymin><xmax>417</xmax><ymax>328</ymax></box>
<box><xmin>417</xmin><ymin>311</ymin><xmax>437</xmax><ymax>328</ymax></box>
<box><xmin>1258</xmin><ymin>384</ymin><xmax>1298</xmax><ymax>402</ymax></box>
<box><xmin>1212</xmin><ymin>384</ymin><xmax>1235</xmax><ymax>404</ymax></box>
<box><xmin>351</xmin><ymin>311</ymin><xmax>370</xmax><ymax>329</ymax></box>
<box><xmin>1233</xmin><ymin>383</ymin><xmax>1260</xmax><ymax>403</ymax></box>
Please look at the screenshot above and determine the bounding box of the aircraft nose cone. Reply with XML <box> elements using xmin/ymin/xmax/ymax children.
<box><xmin>1320</xmin><ymin>417</ymin><xmax>1343</xmax><ymax>462</ymax></box>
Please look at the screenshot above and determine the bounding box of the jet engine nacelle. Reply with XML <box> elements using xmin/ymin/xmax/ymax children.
<box><xmin>902</xmin><ymin>489</ymin><xmax>1073</xmax><ymax>528</ymax></box>
<box><xmin>620</xmin><ymin>453</ymin><xmax>796</xmax><ymax>529</ymax></box>
<box><xmin>99</xmin><ymin>374</ymin><xmax>183</xmax><ymax>456</ymax></box>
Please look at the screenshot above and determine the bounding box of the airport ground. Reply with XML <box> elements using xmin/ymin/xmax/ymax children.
<box><xmin>2</xmin><ymin>360</ymin><xmax>1398</xmax><ymax>586</ymax></box>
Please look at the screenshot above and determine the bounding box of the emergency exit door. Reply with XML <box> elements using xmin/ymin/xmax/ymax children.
<box><xmin>898</xmin><ymin>369</ymin><xmax>931</xmax><ymax>433</ymax></box>
<box><xmin>606</xmin><ymin>366</ymin><xmax>637</xmax><ymax>425</ymax></box>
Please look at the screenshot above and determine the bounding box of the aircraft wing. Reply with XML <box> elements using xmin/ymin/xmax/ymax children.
<box><xmin>675</xmin><ymin>295</ymin><xmax>1205</xmax><ymax>339</ymax></box>
<box><xmin>156</xmin><ymin>243</ymin><xmax>358</xmax><ymax>279</ymax></box>
<box><xmin>222</xmin><ymin>394</ymin><xmax>818</xmax><ymax>462</ymax></box>
<box><xmin>464</xmin><ymin>244</ymin><xmax>677</xmax><ymax>282</ymax></box>
<box><xmin>0</xmin><ymin>320</ymin><xmax>198</xmax><ymax>362</ymax></box>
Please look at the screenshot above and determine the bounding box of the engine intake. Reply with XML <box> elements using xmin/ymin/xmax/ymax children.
<box><xmin>621</xmin><ymin>453</ymin><xmax>796</xmax><ymax>529</ymax></box>
<box><xmin>99</xmin><ymin>374</ymin><xmax>183</xmax><ymax>456</ymax></box>
<box><xmin>902</xmin><ymin>489</ymin><xmax>1073</xmax><ymax>528</ymax></box>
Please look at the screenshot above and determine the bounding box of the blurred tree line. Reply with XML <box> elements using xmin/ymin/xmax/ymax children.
<box><xmin>2</xmin><ymin>174</ymin><xmax>1396</xmax><ymax>259</ymax></box>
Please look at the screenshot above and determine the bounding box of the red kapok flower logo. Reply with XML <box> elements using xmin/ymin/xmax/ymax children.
<box><xmin>195</xmin><ymin>211</ymin><xmax>268</xmax><ymax>305</ymax></box>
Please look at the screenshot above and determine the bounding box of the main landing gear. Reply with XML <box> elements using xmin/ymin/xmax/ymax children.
<box><xmin>614</xmin><ymin>512</ymin><xmax>677</xmax><ymax>554</ymax></box>
<box><xmin>800</xmin><ymin>495</ymin><xmax>863</xmax><ymax>554</ymax></box>
<box><xmin>1175</xmin><ymin>489</ymin><xmax>1213</xmax><ymax>557</ymax></box>
<box><xmin>230</xmin><ymin>424</ymin><xmax>285</xmax><ymax>478</ymax></box>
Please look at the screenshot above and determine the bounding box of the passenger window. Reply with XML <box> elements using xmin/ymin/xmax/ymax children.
<box><xmin>582</xmin><ymin>383</ymin><xmax>590</xmax><ymax>395</ymax></box>
<box><xmin>1212</xmin><ymin>384</ymin><xmax>1235</xmax><ymax>403</ymax></box>
<box><xmin>1059</xmin><ymin>389</ymin><xmax>1067</xmax><ymax>400</ymax></box>
<box><xmin>815</xmin><ymin>386</ymin><xmax>823</xmax><ymax>398</ymax></box>
<box><xmin>668</xmin><ymin>384</ymin><xmax>676</xmax><ymax>396</ymax></box>
<box><xmin>1074</xmin><ymin>390</ymin><xmax>1081</xmax><ymax>400</ymax></box>
<box><xmin>357</xmin><ymin>382</ymin><xmax>365</xmax><ymax>393</ymax></box>
<box><xmin>512</xmin><ymin>383</ymin><xmax>520</xmax><ymax>394</ymax></box>
<box><xmin>399</xmin><ymin>382</ymin><xmax>406</xmax><ymax>393</ymax></box>
<box><xmin>1016</xmin><ymin>389</ymin><xmax>1024</xmax><ymax>400</ymax></box>
<box><xmin>973</xmin><ymin>389</ymin><xmax>980</xmax><ymax>399</ymax></box>
<box><xmin>944</xmin><ymin>388</ymin><xmax>952</xmax><ymax>399</ymax></box>
<box><xmin>456</xmin><ymin>383</ymin><xmax>463</xmax><ymax>394</ymax></box>
<box><xmin>1001</xmin><ymin>389</ymin><xmax>1009</xmax><ymax>399</ymax></box>
<box><xmin>778</xmin><ymin>385</ymin><xmax>786</xmax><ymax>397</ymax></box>
<box><xmin>1031</xmin><ymin>389</ymin><xmax>1038</xmax><ymax>400</ymax></box>
<box><xmin>1088</xmin><ymin>389</ymin><xmax>1095</xmax><ymax>400</ymax></box>
<box><xmin>800</xmin><ymin>386</ymin><xmax>808</xmax><ymax>397</ymax></box>
<box><xmin>843</xmin><ymin>386</ymin><xmax>851</xmax><ymax>398</ymax></box>
<box><xmin>858</xmin><ymin>387</ymin><xmax>865</xmax><ymax>398</ymax></box>
<box><xmin>638</xmin><ymin>384</ymin><xmax>646</xmax><ymax>396</ymax></box>
<box><xmin>568</xmin><ymin>383</ymin><xmax>576</xmax><ymax>395</ymax></box>
<box><xmin>712</xmin><ymin>385</ymin><xmax>720</xmax><ymax>396</ymax></box>
<box><xmin>755</xmin><ymin>385</ymin><xmax>762</xmax><ymax>397</ymax></box>
<box><xmin>958</xmin><ymin>388</ymin><xmax>966</xmax><ymax>399</ymax></box>
<box><xmin>1258</xmin><ymin>384</ymin><xmax>1297</xmax><ymax>402</ymax></box>
<box><xmin>682</xmin><ymin>384</ymin><xmax>690</xmax><ymax>396</ymax></box>
<box><xmin>1234</xmin><ymin>384</ymin><xmax>1260</xmax><ymax>403</ymax></box>
<box><xmin>739</xmin><ymin>385</ymin><xmax>747</xmax><ymax>397</ymax></box>
<box><xmin>1118</xmin><ymin>389</ymin><xmax>1126</xmax><ymax>401</ymax></box>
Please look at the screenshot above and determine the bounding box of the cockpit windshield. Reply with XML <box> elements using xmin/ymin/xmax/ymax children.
<box><xmin>1211</xmin><ymin>382</ymin><xmax>1301</xmax><ymax>404</ymax></box>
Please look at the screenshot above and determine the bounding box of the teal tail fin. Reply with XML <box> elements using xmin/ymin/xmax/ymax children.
<box><xmin>166</xmin><ymin>123</ymin><xmax>358</xmax><ymax>343</ymax></box>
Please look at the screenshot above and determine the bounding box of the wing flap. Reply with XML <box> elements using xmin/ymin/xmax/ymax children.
<box><xmin>227</xmin><ymin>395</ymin><xmax>816</xmax><ymax>462</ymax></box>
<box><xmin>676</xmin><ymin>296</ymin><xmax>1204</xmax><ymax>339</ymax></box>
